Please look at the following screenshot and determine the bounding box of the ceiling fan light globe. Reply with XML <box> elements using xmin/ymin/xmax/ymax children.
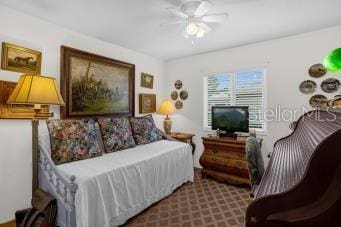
<box><xmin>196</xmin><ymin>32</ymin><xmax>204</xmax><ymax>38</ymax></box>
<box><xmin>196</xmin><ymin>26</ymin><xmax>205</xmax><ymax>37</ymax></box>
<box><xmin>186</xmin><ymin>22</ymin><xmax>199</xmax><ymax>35</ymax></box>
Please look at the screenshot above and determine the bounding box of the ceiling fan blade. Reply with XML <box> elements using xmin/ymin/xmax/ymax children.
<box><xmin>194</xmin><ymin>1</ymin><xmax>212</xmax><ymax>16</ymax></box>
<box><xmin>160</xmin><ymin>20</ymin><xmax>187</xmax><ymax>27</ymax></box>
<box><xmin>166</xmin><ymin>7</ymin><xmax>188</xmax><ymax>18</ymax></box>
<box><xmin>202</xmin><ymin>13</ymin><xmax>228</xmax><ymax>23</ymax></box>
<box><xmin>198</xmin><ymin>23</ymin><xmax>212</xmax><ymax>33</ymax></box>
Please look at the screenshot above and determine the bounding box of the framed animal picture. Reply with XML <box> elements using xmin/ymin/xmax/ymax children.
<box><xmin>1</xmin><ymin>42</ymin><xmax>42</xmax><ymax>74</ymax></box>
<box><xmin>141</xmin><ymin>73</ymin><xmax>154</xmax><ymax>89</ymax></box>
<box><xmin>139</xmin><ymin>93</ymin><xmax>156</xmax><ymax>114</ymax></box>
<box><xmin>60</xmin><ymin>46</ymin><xmax>135</xmax><ymax>118</ymax></box>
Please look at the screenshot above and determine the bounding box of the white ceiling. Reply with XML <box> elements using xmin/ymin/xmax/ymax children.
<box><xmin>0</xmin><ymin>0</ymin><xmax>340</xmax><ymax>60</ymax></box>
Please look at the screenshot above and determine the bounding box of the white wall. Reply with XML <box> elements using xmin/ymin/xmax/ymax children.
<box><xmin>166</xmin><ymin>26</ymin><xmax>341</xmax><ymax>168</ymax></box>
<box><xmin>0</xmin><ymin>5</ymin><xmax>166</xmax><ymax>223</ymax></box>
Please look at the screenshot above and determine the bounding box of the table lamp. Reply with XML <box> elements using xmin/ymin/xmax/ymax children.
<box><xmin>7</xmin><ymin>74</ymin><xmax>64</xmax><ymax>195</ymax></box>
<box><xmin>157</xmin><ymin>99</ymin><xmax>176</xmax><ymax>134</ymax></box>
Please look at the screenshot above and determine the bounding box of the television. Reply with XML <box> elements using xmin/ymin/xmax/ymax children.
<box><xmin>211</xmin><ymin>106</ymin><xmax>249</xmax><ymax>134</ymax></box>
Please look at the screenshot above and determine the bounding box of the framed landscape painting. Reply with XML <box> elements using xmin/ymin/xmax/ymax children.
<box><xmin>1</xmin><ymin>42</ymin><xmax>42</xmax><ymax>74</ymax></box>
<box><xmin>60</xmin><ymin>46</ymin><xmax>135</xmax><ymax>118</ymax></box>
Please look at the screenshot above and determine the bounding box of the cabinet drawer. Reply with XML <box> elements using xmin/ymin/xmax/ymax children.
<box><xmin>205</xmin><ymin>148</ymin><xmax>246</xmax><ymax>160</ymax></box>
<box><xmin>200</xmin><ymin>155</ymin><xmax>249</xmax><ymax>177</ymax></box>
<box><xmin>204</xmin><ymin>141</ymin><xmax>245</xmax><ymax>150</ymax></box>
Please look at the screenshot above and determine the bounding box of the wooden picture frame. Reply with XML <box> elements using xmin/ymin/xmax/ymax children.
<box><xmin>141</xmin><ymin>73</ymin><xmax>154</xmax><ymax>89</ymax></box>
<box><xmin>139</xmin><ymin>93</ymin><xmax>156</xmax><ymax>114</ymax></box>
<box><xmin>0</xmin><ymin>80</ymin><xmax>49</xmax><ymax>119</ymax></box>
<box><xmin>1</xmin><ymin>42</ymin><xmax>42</xmax><ymax>74</ymax></box>
<box><xmin>60</xmin><ymin>46</ymin><xmax>135</xmax><ymax>119</ymax></box>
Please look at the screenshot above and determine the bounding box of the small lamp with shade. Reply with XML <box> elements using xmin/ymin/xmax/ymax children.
<box><xmin>157</xmin><ymin>99</ymin><xmax>176</xmax><ymax>134</ymax></box>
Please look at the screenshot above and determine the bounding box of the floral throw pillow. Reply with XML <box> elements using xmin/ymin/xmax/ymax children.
<box><xmin>97</xmin><ymin>117</ymin><xmax>136</xmax><ymax>153</ymax></box>
<box><xmin>47</xmin><ymin>119</ymin><xmax>102</xmax><ymax>165</ymax></box>
<box><xmin>130</xmin><ymin>115</ymin><xmax>162</xmax><ymax>145</ymax></box>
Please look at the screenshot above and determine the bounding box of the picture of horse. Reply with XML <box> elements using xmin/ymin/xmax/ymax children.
<box><xmin>141</xmin><ymin>73</ymin><xmax>154</xmax><ymax>89</ymax></box>
<box><xmin>1</xmin><ymin>42</ymin><xmax>41</xmax><ymax>74</ymax></box>
<box><xmin>61</xmin><ymin>46</ymin><xmax>135</xmax><ymax>118</ymax></box>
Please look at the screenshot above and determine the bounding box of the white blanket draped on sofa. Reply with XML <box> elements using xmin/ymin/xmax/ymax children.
<box><xmin>55</xmin><ymin>140</ymin><xmax>193</xmax><ymax>227</ymax></box>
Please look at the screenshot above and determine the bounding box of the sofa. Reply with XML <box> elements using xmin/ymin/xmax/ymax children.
<box><xmin>38</xmin><ymin>115</ymin><xmax>194</xmax><ymax>227</ymax></box>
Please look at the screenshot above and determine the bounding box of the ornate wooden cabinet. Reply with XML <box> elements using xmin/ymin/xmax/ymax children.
<box><xmin>200</xmin><ymin>136</ymin><xmax>250</xmax><ymax>186</ymax></box>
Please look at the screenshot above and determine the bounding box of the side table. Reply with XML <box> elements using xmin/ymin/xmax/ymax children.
<box><xmin>170</xmin><ymin>132</ymin><xmax>195</xmax><ymax>154</ymax></box>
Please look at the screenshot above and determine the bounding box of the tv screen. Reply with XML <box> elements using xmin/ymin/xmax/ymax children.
<box><xmin>211</xmin><ymin>106</ymin><xmax>249</xmax><ymax>133</ymax></box>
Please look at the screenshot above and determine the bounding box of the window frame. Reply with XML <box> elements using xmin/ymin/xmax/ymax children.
<box><xmin>203</xmin><ymin>68</ymin><xmax>267</xmax><ymax>134</ymax></box>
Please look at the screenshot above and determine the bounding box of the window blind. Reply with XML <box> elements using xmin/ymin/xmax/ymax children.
<box><xmin>235</xmin><ymin>70</ymin><xmax>264</xmax><ymax>129</ymax></box>
<box><xmin>205</xmin><ymin>69</ymin><xmax>265</xmax><ymax>131</ymax></box>
<box><xmin>206</xmin><ymin>74</ymin><xmax>232</xmax><ymax>127</ymax></box>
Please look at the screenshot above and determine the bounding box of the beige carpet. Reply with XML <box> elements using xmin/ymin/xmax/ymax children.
<box><xmin>124</xmin><ymin>169</ymin><xmax>251</xmax><ymax>227</ymax></box>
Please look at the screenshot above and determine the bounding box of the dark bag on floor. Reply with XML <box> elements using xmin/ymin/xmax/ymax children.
<box><xmin>18</xmin><ymin>188</ymin><xmax>57</xmax><ymax>227</ymax></box>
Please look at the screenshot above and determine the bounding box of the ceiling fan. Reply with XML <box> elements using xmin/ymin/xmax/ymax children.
<box><xmin>163</xmin><ymin>0</ymin><xmax>228</xmax><ymax>40</ymax></box>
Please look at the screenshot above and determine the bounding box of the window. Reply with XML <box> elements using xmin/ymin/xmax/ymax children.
<box><xmin>204</xmin><ymin>69</ymin><xmax>265</xmax><ymax>132</ymax></box>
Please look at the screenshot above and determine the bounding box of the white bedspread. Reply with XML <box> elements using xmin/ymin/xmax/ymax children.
<box><xmin>57</xmin><ymin>140</ymin><xmax>194</xmax><ymax>227</ymax></box>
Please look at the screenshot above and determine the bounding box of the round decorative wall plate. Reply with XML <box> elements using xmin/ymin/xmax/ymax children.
<box><xmin>309</xmin><ymin>94</ymin><xmax>328</xmax><ymax>108</ymax></box>
<box><xmin>299</xmin><ymin>80</ymin><xmax>317</xmax><ymax>94</ymax></box>
<box><xmin>327</xmin><ymin>95</ymin><xmax>341</xmax><ymax>108</ymax></box>
<box><xmin>174</xmin><ymin>80</ymin><xmax>183</xmax><ymax>89</ymax></box>
<box><xmin>308</xmin><ymin>64</ymin><xmax>327</xmax><ymax>78</ymax></box>
<box><xmin>321</xmin><ymin>78</ymin><xmax>340</xmax><ymax>93</ymax></box>
<box><xmin>333</xmin><ymin>99</ymin><xmax>341</xmax><ymax>108</ymax></box>
<box><xmin>171</xmin><ymin>91</ymin><xmax>178</xmax><ymax>100</ymax></box>
<box><xmin>180</xmin><ymin>90</ymin><xmax>188</xmax><ymax>100</ymax></box>
<box><xmin>175</xmin><ymin>100</ymin><xmax>183</xmax><ymax>109</ymax></box>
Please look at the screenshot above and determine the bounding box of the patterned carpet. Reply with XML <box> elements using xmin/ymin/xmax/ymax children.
<box><xmin>124</xmin><ymin>169</ymin><xmax>251</xmax><ymax>227</ymax></box>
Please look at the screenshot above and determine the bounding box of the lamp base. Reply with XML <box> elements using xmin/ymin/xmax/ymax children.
<box><xmin>163</xmin><ymin>117</ymin><xmax>172</xmax><ymax>134</ymax></box>
<box><xmin>32</xmin><ymin>119</ymin><xmax>39</xmax><ymax>196</ymax></box>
